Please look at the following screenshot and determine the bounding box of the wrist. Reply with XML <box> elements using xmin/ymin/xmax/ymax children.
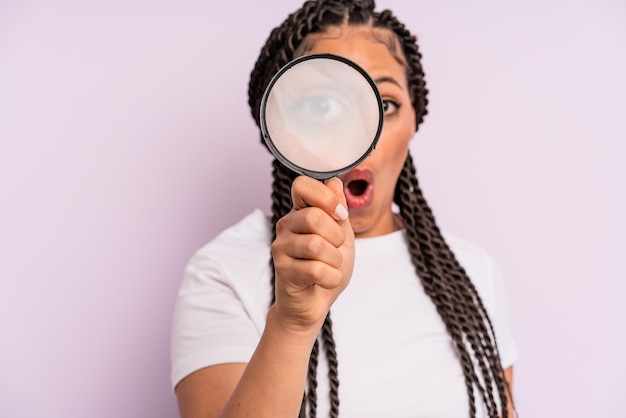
<box><xmin>265</xmin><ymin>305</ymin><xmax>322</xmax><ymax>348</ymax></box>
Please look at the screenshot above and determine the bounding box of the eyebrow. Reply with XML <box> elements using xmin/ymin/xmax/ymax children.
<box><xmin>373</xmin><ymin>76</ymin><xmax>403</xmax><ymax>89</ymax></box>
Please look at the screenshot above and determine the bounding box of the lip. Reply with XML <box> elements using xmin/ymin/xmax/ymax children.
<box><xmin>341</xmin><ymin>169</ymin><xmax>374</xmax><ymax>209</ymax></box>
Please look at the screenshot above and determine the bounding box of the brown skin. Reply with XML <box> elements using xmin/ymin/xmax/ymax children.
<box><xmin>176</xmin><ymin>363</ymin><xmax>247</xmax><ymax>418</ymax></box>
<box><xmin>175</xmin><ymin>26</ymin><xmax>515</xmax><ymax>418</ymax></box>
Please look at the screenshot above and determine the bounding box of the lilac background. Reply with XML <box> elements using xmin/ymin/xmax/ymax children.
<box><xmin>1</xmin><ymin>0</ymin><xmax>624</xmax><ymax>417</ymax></box>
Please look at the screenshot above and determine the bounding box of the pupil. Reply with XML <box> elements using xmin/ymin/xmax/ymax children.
<box><xmin>310</xmin><ymin>97</ymin><xmax>329</xmax><ymax>116</ymax></box>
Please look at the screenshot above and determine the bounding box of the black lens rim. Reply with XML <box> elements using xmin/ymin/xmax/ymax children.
<box><xmin>260</xmin><ymin>53</ymin><xmax>384</xmax><ymax>181</ymax></box>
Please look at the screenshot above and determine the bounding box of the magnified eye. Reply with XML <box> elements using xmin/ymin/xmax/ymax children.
<box><xmin>289</xmin><ymin>92</ymin><xmax>347</xmax><ymax>125</ymax></box>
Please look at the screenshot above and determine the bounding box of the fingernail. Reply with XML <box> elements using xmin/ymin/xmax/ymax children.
<box><xmin>334</xmin><ymin>203</ymin><xmax>349</xmax><ymax>221</ymax></box>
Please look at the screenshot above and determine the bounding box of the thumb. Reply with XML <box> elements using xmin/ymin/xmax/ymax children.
<box><xmin>324</xmin><ymin>177</ymin><xmax>350</xmax><ymax>222</ymax></box>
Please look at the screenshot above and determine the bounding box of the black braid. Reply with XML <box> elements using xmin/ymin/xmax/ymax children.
<box><xmin>307</xmin><ymin>339</ymin><xmax>319</xmax><ymax>417</ymax></box>
<box><xmin>320</xmin><ymin>313</ymin><xmax>340</xmax><ymax>418</ymax></box>
<box><xmin>269</xmin><ymin>159</ymin><xmax>296</xmax><ymax>304</ymax></box>
<box><xmin>395</xmin><ymin>154</ymin><xmax>511</xmax><ymax>417</ymax></box>
<box><xmin>374</xmin><ymin>9</ymin><xmax>428</xmax><ymax>129</ymax></box>
<box><xmin>393</xmin><ymin>155</ymin><xmax>481</xmax><ymax>416</ymax></box>
<box><xmin>250</xmin><ymin>1</ymin><xmax>514</xmax><ymax>417</ymax></box>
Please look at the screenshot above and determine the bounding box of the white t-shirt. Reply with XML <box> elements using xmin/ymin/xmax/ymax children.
<box><xmin>171</xmin><ymin>209</ymin><xmax>518</xmax><ymax>417</ymax></box>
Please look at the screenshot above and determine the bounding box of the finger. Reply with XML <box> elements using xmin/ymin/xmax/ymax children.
<box><xmin>291</xmin><ymin>176</ymin><xmax>349</xmax><ymax>222</ymax></box>
<box><xmin>276</xmin><ymin>208</ymin><xmax>345</xmax><ymax>249</ymax></box>
<box><xmin>279</xmin><ymin>233</ymin><xmax>344</xmax><ymax>269</ymax></box>
<box><xmin>324</xmin><ymin>177</ymin><xmax>349</xmax><ymax>221</ymax></box>
<box><xmin>324</xmin><ymin>178</ymin><xmax>355</xmax><ymax>245</ymax></box>
<box><xmin>277</xmin><ymin>258</ymin><xmax>343</xmax><ymax>290</ymax></box>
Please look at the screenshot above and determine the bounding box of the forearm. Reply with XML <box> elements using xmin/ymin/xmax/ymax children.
<box><xmin>218</xmin><ymin>306</ymin><xmax>319</xmax><ymax>418</ymax></box>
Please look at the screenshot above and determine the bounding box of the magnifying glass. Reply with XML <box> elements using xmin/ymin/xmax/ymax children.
<box><xmin>260</xmin><ymin>53</ymin><xmax>383</xmax><ymax>181</ymax></box>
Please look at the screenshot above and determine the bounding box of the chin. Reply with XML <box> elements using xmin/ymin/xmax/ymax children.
<box><xmin>347</xmin><ymin>214</ymin><xmax>375</xmax><ymax>238</ymax></box>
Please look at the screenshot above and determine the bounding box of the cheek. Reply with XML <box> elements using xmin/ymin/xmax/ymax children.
<box><xmin>379</xmin><ymin>121</ymin><xmax>412</xmax><ymax>161</ymax></box>
<box><xmin>382</xmin><ymin>105</ymin><xmax>416</xmax><ymax>148</ymax></box>
<box><xmin>371</xmin><ymin>104</ymin><xmax>415</xmax><ymax>170</ymax></box>
<box><xmin>382</xmin><ymin>119</ymin><xmax>414</xmax><ymax>175</ymax></box>
<box><xmin>370</xmin><ymin>130</ymin><xmax>409</xmax><ymax>189</ymax></box>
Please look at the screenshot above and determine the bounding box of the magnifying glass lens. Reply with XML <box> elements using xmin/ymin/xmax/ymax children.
<box><xmin>260</xmin><ymin>54</ymin><xmax>383</xmax><ymax>180</ymax></box>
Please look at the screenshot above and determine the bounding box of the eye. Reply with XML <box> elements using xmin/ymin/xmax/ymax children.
<box><xmin>290</xmin><ymin>93</ymin><xmax>346</xmax><ymax>125</ymax></box>
<box><xmin>382</xmin><ymin>100</ymin><xmax>399</xmax><ymax>116</ymax></box>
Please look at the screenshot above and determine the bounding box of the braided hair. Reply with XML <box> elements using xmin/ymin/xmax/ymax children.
<box><xmin>247</xmin><ymin>1</ymin><xmax>513</xmax><ymax>417</ymax></box>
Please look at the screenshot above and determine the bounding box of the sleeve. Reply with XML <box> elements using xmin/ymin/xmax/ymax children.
<box><xmin>484</xmin><ymin>254</ymin><xmax>519</xmax><ymax>369</ymax></box>
<box><xmin>170</xmin><ymin>251</ymin><xmax>261</xmax><ymax>390</ymax></box>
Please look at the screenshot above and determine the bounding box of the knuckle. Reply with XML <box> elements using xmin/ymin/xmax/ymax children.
<box><xmin>292</xmin><ymin>175</ymin><xmax>306</xmax><ymax>188</ymax></box>
<box><xmin>329</xmin><ymin>228</ymin><xmax>345</xmax><ymax>248</ymax></box>
<box><xmin>304</xmin><ymin>208</ymin><xmax>326</xmax><ymax>230</ymax></box>
<box><xmin>309</xmin><ymin>262</ymin><xmax>341</xmax><ymax>287</ymax></box>
<box><xmin>271</xmin><ymin>242</ymin><xmax>289</xmax><ymax>269</ymax></box>
<box><xmin>275</xmin><ymin>215</ymin><xmax>289</xmax><ymax>233</ymax></box>
<box><xmin>291</xmin><ymin>176</ymin><xmax>307</xmax><ymax>195</ymax></box>
<box><xmin>270</xmin><ymin>239</ymin><xmax>281</xmax><ymax>255</ymax></box>
<box><xmin>331</xmin><ymin>250</ymin><xmax>343</xmax><ymax>269</ymax></box>
<box><xmin>305</xmin><ymin>235</ymin><xmax>326</xmax><ymax>258</ymax></box>
<box><xmin>309</xmin><ymin>262</ymin><xmax>328</xmax><ymax>283</ymax></box>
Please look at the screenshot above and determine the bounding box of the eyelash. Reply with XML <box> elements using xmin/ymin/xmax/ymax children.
<box><xmin>382</xmin><ymin>100</ymin><xmax>400</xmax><ymax>116</ymax></box>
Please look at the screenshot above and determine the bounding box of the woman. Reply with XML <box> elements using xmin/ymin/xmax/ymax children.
<box><xmin>171</xmin><ymin>1</ymin><xmax>517</xmax><ymax>417</ymax></box>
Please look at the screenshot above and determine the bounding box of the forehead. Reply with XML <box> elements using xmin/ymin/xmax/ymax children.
<box><xmin>303</xmin><ymin>26</ymin><xmax>408</xmax><ymax>83</ymax></box>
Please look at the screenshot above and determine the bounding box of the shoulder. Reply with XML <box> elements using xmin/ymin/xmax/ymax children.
<box><xmin>198</xmin><ymin>209</ymin><xmax>272</xmax><ymax>256</ymax></box>
<box><xmin>195</xmin><ymin>209</ymin><xmax>271</xmax><ymax>263</ymax></box>
<box><xmin>184</xmin><ymin>209</ymin><xmax>273</xmax><ymax>289</ymax></box>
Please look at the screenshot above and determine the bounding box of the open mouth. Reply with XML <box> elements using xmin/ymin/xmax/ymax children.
<box><xmin>342</xmin><ymin>169</ymin><xmax>374</xmax><ymax>209</ymax></box>
<box><xmin>347</xmin><ymin>179</ymin><xmax>369</xmax><ymax>196</ymax></box>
